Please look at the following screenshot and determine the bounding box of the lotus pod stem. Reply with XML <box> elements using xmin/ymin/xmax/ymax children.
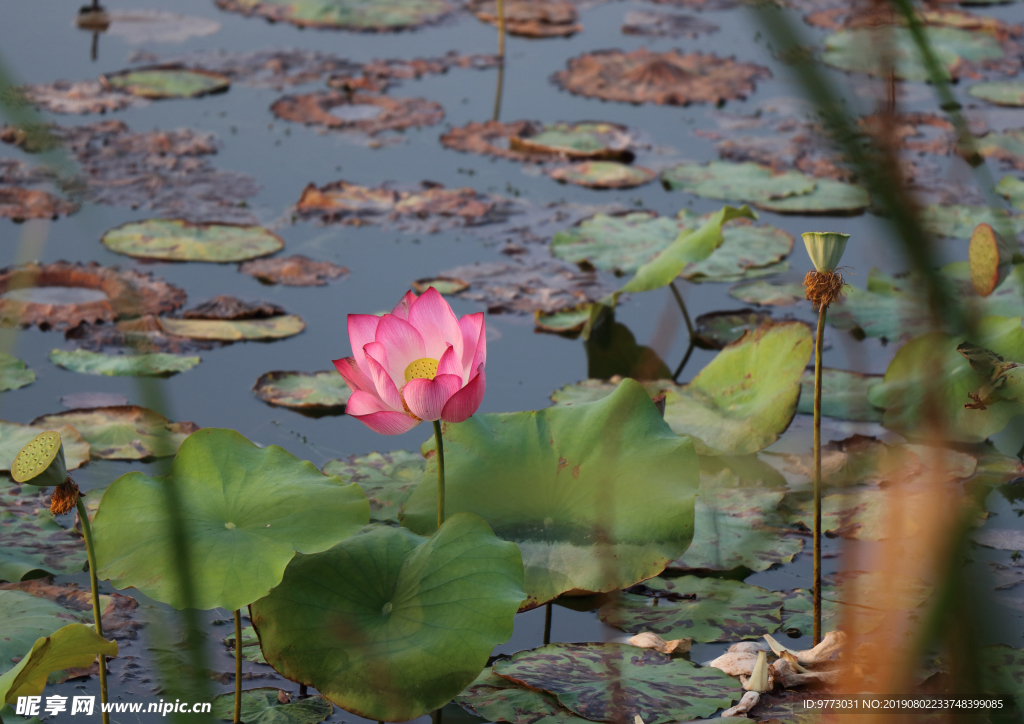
<box><xmin>496</xmin><ymin>0</ymin><xmax>506</xmax><ymax>58</ymax></box>
<box><xmin>234</xmin><ymin>610</ymin><xmax>242</xmax><ymax>723</ymax></box>
<box><xmin>812</xmin><ymin>301</ymin><xmax>826</xmax><ymax>646</ymax></box>
<box><xmin>76</xmin><ymin>496</ymin><xmax>110</xmax><ymax>724</ymax></box>
<box><xmin>434</xmin><ymin>421</ymin><xmax>446</xmax><ymax>529</ymax></box>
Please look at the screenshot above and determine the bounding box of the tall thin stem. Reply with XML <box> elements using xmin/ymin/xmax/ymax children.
<box><xmin>669</xmin><ymin>282</ymin><xmax>695</xmax><ymax>340</ymax></box>
<box><xmin>233</xmin><ymin>610</ymin><xmax>242</xmax><ymax>723</ymax></box>
<box><xmin>496</xmin><ymin>0</ymin><xmax>506</xmax><ymax>58</ymax></box>
<box><xmin>76</xmin><ymin>497</ymin><xmax>110</xmax><ymax>724</ymax></box>
<box><xmin>672</xmin><ymin>340</ymin><xmax>696</xmax><ymax>382</ymax></box>
<box><xmin>433</xmin><ymin>421</ymin><xmax>446</xmax><ymax>529</ymax></box>
<box><xmin>813</xmin><ymin>304</ymin><xmax>826</xmax><ymax>646</ymax></box>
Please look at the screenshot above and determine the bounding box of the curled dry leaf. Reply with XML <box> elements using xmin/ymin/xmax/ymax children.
<box><xmin>0</xmin><ymin>187</ymin><xmax>78</xmax><ymax>222</ymax></box>
<box><xmin>441</xmin><ymin>120</ymin><xmax>550</xmax><ymax>162</ymax></box>
<box><xmin>771</xmin><ymin>657</ymin><xmax>841</xmax><ymax>688</ymax></box>
<box><xmin>0</xmin><ymin>261</ymin><xmax>186</xmax><ymax>329</ymax></box>
<box><xmin>721</xmin><ymin>690</ymin><xmax>760</xmax><ymax>717</ymax></box>
<box><xmin>21</xmin><ymin>80</ymin><xmax>148</xmax><ymax>115</ymax></box>
<box><xmin>708</xmin><ymin>649</ymin><xmax>760</xmax><ymax>677</ymax></box>
<box><xmin>328</xmin><ymin>52</ymin><xmax>499</xmax><ymax>92</ymax></box>
<box><xmin>552</xmin><ymin>48</ymin><xmax>771</xmax><ymax>106</ymax></box>
<box><xmin>183</xmin><ymin>295</ymin><xmax>286</xmax><ymax>320</ymax></box>
<box><xmin>66</xmin><ymin>315</ymin><xmax>223</xmax><ymax>355</ymax></box>
<box><xmin>239</xmin><ymin>255</ymin><xmax>349</xmax><ymax>286</ymax></box>
<box><xmin>469</xmin><ymin>0</ymin><xmax>581</xmax><ymax>38</ymax></box>
<box><xmin>627</xmin><ymin>631</ymin><xmax>693</xmax><ymax>654</ymax></box>
<box><xmin>622</xmin><ymin>11</ymin><xmax>719</xmax><ymax>38</ymax></box>
<box><xmin>270</xmin><ymin>91</ymin><xmax>443</xmax><ymax>135</ymax></box>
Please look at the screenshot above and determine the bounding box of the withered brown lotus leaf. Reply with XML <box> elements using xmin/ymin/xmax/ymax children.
<box><xmin>21</xmin><ymin>80</ymin><xmax>147</xmax><ymax>115</ymax></box>
<box><xmin>183</xmin><ymin>295</ymin><xmax>285</xmax><ymax>320</ymax></box>
<box><xmin>0</xmin><ymin>262</ymin><xmax>186</xmax><ymax>329</ymax></box>
<box><xmin>270</xmin><ymin>91</ymin><xmax>443</xmax><ymax>135</ymax></box>
<box><xmin>295</xmin><ymin>180</ymin><xmax>499</xmax><ymax>227</ymax></box>
<box><xmin>328</xmin><ymin>52</ymin><xmax>499</xmax><ymax>92</ymax></box>
<box><xmin>552</xmin><ymin>48</ymin><xmax>771</xmax><ymax>106</ymax></box>
<box><xmin>547</xmin><ymin>161</ymin><xmax>656</xmax><ymax>189</ymax></box>
<box><xmin>469</xmin><ymin>0</ymin><xmax>581</xmax><ymax>38</ymax></box>
<box><xmin>622</xmin><ymin>11</ymin><xmax>719</xmax><ymax>39</ymax></box>
<box><xmin>0</xmin><ymin>188</ymin><xmax>79</xmax><ymax>222</ymax></box>
<box><xmin>239</xmin><ymin>255</ymin><xmax>349</xmax><ymax>286</ymax></box>
<box><xmin>440</xmin><ymin>120</ymin><xmax>546</xmax><ymax>162</ymax></box>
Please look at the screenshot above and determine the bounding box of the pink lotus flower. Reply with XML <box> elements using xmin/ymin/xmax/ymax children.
<box><xmin>333</xmin><ymin>288</ymin><xmax>487</xmax><ymax>435</ymax></box>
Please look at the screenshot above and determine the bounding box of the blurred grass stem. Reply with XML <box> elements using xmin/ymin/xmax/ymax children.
<box><xmin>76</xmin><ymin>496</ymin><xmax>110</xmax><ymax>724</ymax></box>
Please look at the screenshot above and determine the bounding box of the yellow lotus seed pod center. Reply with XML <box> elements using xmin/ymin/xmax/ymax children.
<box><xmin>12</xmin><ymin>431</ymin><xmax>61</xmax><ymax>483</ymax></box>
<box><xmin>404</xmin><ymin>357</ymin><xmax>439</xmax><ymax>383</ymax></box>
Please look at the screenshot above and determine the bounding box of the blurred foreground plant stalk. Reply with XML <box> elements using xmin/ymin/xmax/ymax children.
<box><xmin>76</xmin><ymin>496</ymin><xmax>111</xmax><ymax>724</ymax></box>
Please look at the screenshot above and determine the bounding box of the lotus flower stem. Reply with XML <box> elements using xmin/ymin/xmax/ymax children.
<box><xmin>813</xmin><ymin>304</ymin><xmax>826</xmax><ymax>646</ymax></box>
<box><xmin>434</xmin><ymin>421</ymin><xmax>446</xmax><ymax>529</ymax></box>
<box><xmin>233</xmin><ymin>610</ymin><xmax>242</xmax><ymax>723</ymax></box>
<box><xmin>669</xmin><ymin>282</ymin><xmax>695</xmax><ymax>340</ymax></box>
<box><xmin>76</xmin><ymin>496</ymin><xmax>110</xmax><ymax>724</ymax></box>
<box><xmin>543</xmin><ymin>602</ymin><xmax>553</xmax><ymax>645</ymax></box>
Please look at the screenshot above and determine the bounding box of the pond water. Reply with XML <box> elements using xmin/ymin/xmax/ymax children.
<box><xmin>2</xmin><ymin>0</ymin><xmax>1024</xmax><ymax>722</ymax></box>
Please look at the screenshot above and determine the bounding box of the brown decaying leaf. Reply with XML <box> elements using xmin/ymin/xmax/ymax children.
<box><xmin>0</xmin><ymin>578</ymin><xmax>142</xmax><ymax>639</ymax></box>
<box><xmin>722</xmin><ymin>691</ymin><xmax>761</xmax><ymax>718</ymax></box>
<box><xmin>470</xmin><ymin>0</ymin><xmax>581</xmax><ymax>38</ymax></box>
<box><xmin>647</xmin><ymin>0</ymin><xmax>738</xmax><ymax>9</ymax></box>
<box><xmin>21</xmin><ymin>80</ymin><xmax>148</xmax><ymax>115</ymax></box>
<box><xmin>270</xmin><ymin>91</ymin><xmax>443</xmax><ymax>135</ymax></box>
<box><xmin>552</xmin><ymin>48</ymin><xmax>771</xmax><ymax>106</ymax></box>
<box><xmin>622</xmin><ymin>10</ymin><xmax>719</xmax><ymax>39</ymax></box>
<box><xmin>327</xmin><ymin>52</ymin><xmax>500</xmax><ymax>93</ymax></box>
<box><xmin>0</xmin><ymin>261</ymin><xmax>186</xmax><ymax>329</ymax></box>
<box><xmin>66</xmin><ymin>315</ymin><xmax>223</xmax><ymax>355</ymax></box>
<box><xmin>239</xmin><ymin>255</ymin><xmax>348</xmax><ymax>286</ymax></box>
<box><xmin>0</xmin><ymin>187</ymin><xmax>78</xmax><ymax>221</ymax></box>
<box><xmin>183</xmin><ymin>295</ymin><xmax>285</xmax><ymax>320</ymax></box>
<box><xmin>441</xmin><ymin>120</ymin><xmax>550</xmax><ymax>162</ymax></box>
<box><xmin>626</xmin><ymin>631</ymin><xmax>692</xmax><ymax>654</ymax></box>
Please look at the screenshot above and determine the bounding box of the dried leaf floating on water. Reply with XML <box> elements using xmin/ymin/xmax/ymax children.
<box><xmin>322</xmin><ymin>450</ymin><xmax>425</xmax><ymax>524</ymax></box>
<box><xmin>552</xmin><ymin>48</ymin><xmax>771</xmax><ymax>106</ymax></box>
<box><xmin>49</xmin><ymin>349</ymin><xmax>200</xmax><ymax>377</ymax></box>
<box><xmin>0</xmin><ymin>187</ymin><xmax>78</xmax><ymax>222</ymax></box>
<box><xmin>101</xmin><ymin>219</ymin><xmax>283</xmax><ymax>263</ymax></box>
<box><xmin>252</xmin><ymin>371</ymin><xmax>351</xmax><ymax>413</ymax></box>
<box><xmin>158</xmin><ymin>316</ymin><xmax>305</xmax><ymax>341</ymax></box>
<box><xmin>31</xmin><ymin>406</ymin><xmax>199</xmax><ymax>460</ymax></box>
<box><xmin>469</xmin><ymin>0</ymin><xmax>581</xmax><ymax>38</ymax></box>
<box><xmin>547</xmin><ymin>162</ymin><xmax>656</xmax><ymax>189</ymax></box>
<box><xmin>183</xmin><ymin>295</ymin><xmax>285</xmax><ymax>320</ymax></box>
<box><xmin>21</xmin><ymin>80</ymin><xmax>148</xmax><ymax>114</ymax></box>
<box><xmin>441</xmin><ymin>120</ymin><xmax>637</xmax><ymax>163</ymax></box>
<box><xmin>99</xmin><ymin>65</ymin><xmax>231</xmax><ymax>99</ymax></box>
<box><xmin>622</xmin><ymin>11</ymin><xmax>719</xmax><ymax>38</ymax></box>
<box><xmin>0</xmin><ymin>261</ymin><xmax>186</xmax><ymax>329</ymax></box>
<box><xmin>214</xmin><ymin>0</ymin><xmax>455</xmax><ymax>32</ymax></box>
<box><xmin>624</xmin><ymin>632</ymin><xmax>693</xmax><ymax>654</ymax></box>
<box><xmin>327</xmin><ymin>52</ymin><xmax>500</xmax><ymax>92</ymax></box>
<box><xmin>239</xmin><ymin>255</ymin><xmax>349</xmax><ymax>286</ymax></box>
<box><xmin>270</xmin><ymin>91</ymin><xmax>443</xmax><ymax>135</ymax></box>
<box><xmin>104</xmin><ymin>10</ymin><xmax>221</xmax><ymax>44</ymax></box>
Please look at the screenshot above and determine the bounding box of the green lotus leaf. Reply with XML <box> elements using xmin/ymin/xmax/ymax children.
<box><xmin>211</xmin><ymin>688</ymin><xmax>333</xmax><ymax>723</ymax></box>
<box><xmin>92</xmin><ymin>428</ymin><xmax>369</xmax><ymax>610</ymax></box>
<box><xmin>661</xmin><ymin>161</ymin><xmax>816</xmax><ymax>203</ymax></box>
<box><xmin>0</xmin><ymin>704</ymin><xmax>42</xmax><ymax>724</ymax></box>
<box><xmin>920</xmin><ymin>203</ymin><xmax>1024</xmax><ymax>239</ymax></box>
<box><xmin>223</xmin><ymin>625</ymin><xmax>267</xmax><ymax>664</ymax></box>
<box><xmin>729</xmin><ymin>280</ymin><xmax>805</xmax><ymax>306</ymax></box>
<box><xmin>753</xmin><ymin>178</ymin><xmax>869</xmax><ymax>215</ymax></box>
<box><xmin>158</xmin><ymin>315</ymin><xmax>305</xmax><ymax>341</ymax></box>
<box><xmin>250</xmin><ymin>514</ymin><xmax>525</xmax><ymax>721</ymax></box>
<box><xmin>101</xmin><ymin>219</ymin><xmax>283</xmax><ymax>262</ymax></box>
<box><xmin>693</xmin><ymin>309</ymin><xmax>776</xmax><ymax>349</ymax></box>
<box><xmin>797</xmin><ymin>368</ymin><xmax>885</xmax><ymax>422</ymax></box>
<box><xmin>101</xmin><ymin>67</ymin><xmax>230</xmax><ymax>98</ymax></box>
<box><xmin>548</xmin><ymin>162</ymin><xmax>655</xmax><ymax>189</ymax></box>
<box><xmin>0</xmin><ymin>623</ymin><xmax>117</xmax><ymax>704</ymax></box>
<box><xmin>599</xmin><ymin>576</ymin><xmax>784</xmax><ymax>642</ymax></box>
<box><xmin>977</xmin><ymin>128</ymin><xmax>1024</xmax><ymax>170</ymax></box>
<box><xmin>663</xmin><ymin>321</ymin><xmax>813</xmax><ymax>455</ymax></box>
<box><xmin>0</xmin><ymin>590</ymin><xmax>83</xmax><ymax>676</ymax></box>
<box><xmin>322</xmin><ymin>450</ymin><xmax>424</xmax><ymax>524</ymax></box>
<box><xmin>402</xmin><ymin>379</ymin><xmax>700</xmax><ymax>609</ymax></box>
<box><xmin>867</xmin><ymin>315</ymin><xmax>1024</xmax><ymax>441</ymax></box>
<box><xmin>31</xmin><ymin>406</ymin><xmax>197</xmax><ymax>460</ymax></box>
<box><xmin>0</xmin><ymin>479</ymin><xmax>87</xmax><ymax>581</ymax></box>
<box><xmin>998</xmin><ymin>175</ymin><xmax>1024</xmax><ymax>210</ymax></box>
<box><xmin>822</xmin><ymin>26</ymin><xmax>1003</xmax><ymax>82</ymax></box>
<box><xmin>0</xmin><ymin>354</ymin><xmax>34</xmax><ymax>392</ymax></box>
<box><xmin>49</xmin><ymin>349</ymin><xmax>200</xmax><ymax>377</ymax></box>
<box><xmin>510</xmin><ymin>122</ymin><xmax>632</xmax><ymax>159</ymax></box>
<box><xmin>534</xmin><ymin>305</ymin><xmax>591</xmax><ymax>335</ymax></box>
<box><xmin>412</xmin><ymin>276</ymin><xmax>468</xmax><ymax>295</ymax></box>
<box><xmin>457</xmin><ymin>668</ymin><xmax>588</xmax><ymax>724</ymax></box>
<box><xmin>0</xmin><ymin>421</ymin><xmax>90</xmax><ymax>472</ymax></box>
<box><xmin>969</xmin><ymin>81</ymin><xmax>1024</xmax><ymax>107</ymax></box>
<box><xmin>252</xmin><ymin>370</ymin><xmax>350</xmax><ymax>413</ymax></box>
<box><xmin>215</xmin><ymin>0</ymin><xmax>454</xmax><ymax>31</ymax></box>
<box><xmin>492</xmin><ymin>642</ymin><xmax>738</xmax><ymax>724</ymax></box>
<box><xmin>549</xmin><ymin>378</ymin><xmax>673</xmax><ymax>407</ymax></box>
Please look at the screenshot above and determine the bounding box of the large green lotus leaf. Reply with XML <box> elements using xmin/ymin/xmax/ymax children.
<box><xmin>211</xmin><ymin>688</ymin><xmax>333</xmax><ymax>723</ymax></box>
<box><xmin>693</xmin><ymin>309</ymin><xmax>776</xmax><ymax>349</ymax></box>
<box><xmin>49</xmin><ymin>349</ymin><xmax>200</xmax><ymax>377</ymax></box>
<box><xmin>457</xmin><ymin>668</ymin><xmax>588</xmax><ymax>724</ymax></box>
<box><xmin>0</xmin><ymin>590</ymin><xmax>82</xmax><ymax>676</ymax></box>
<box><xmin>753</xmin><ymin>178</ymin><xmax>870</xmax><ymax>215</ymax></box>
<box><xmin>867</xmin><ymin>315</ymin><xmax>1024</xmax><ymax>441</ymax></box>
<box><xmin>159</xmin><ymin>315</ymin><xmax>305</xmax><ymax>341</ymax></box>
<box><xmin>322</xmin><ymin>450</ymin><xmax>424</xmax><ymax>524</ymax></box>
<box><xmin>92</xmin><ymin>428</ymin><xmax>369</xmax><ymax>610</ymax></box>
<box><xmin>1</xmin><ymin>480</ymin><xmax>87</xmax><ymax>581</ymax></box>
<box><xmin>102</xmin><ymin>219</ymin><xmax>283</xmax><ymax>262</ymax></box>
<box><xmin>0</xmin><ymin>354</ymin><xmax>34</xmax><ymax>392</ymax></box>
<box><xmin>797</xmin><ymin>368</ymin><xmax>885</xmax><ymax>422</ymax></box>
<box><xmin>661</xmin><ymin>161</ymin><xmax>816</xmax><ymax>203</ymax></box>
<box><xmin>822</xmin><ymin>26</ymin><xmax>1004</xmax><ymax>82</ymax></box>
<box><xmin>998</xmin><ymin>175</ymin><xmax>1024</xmax><ymax>210</ymax></box>
<box><xmin>729</xmin><ymin>280</ymin><xmax>805</xmax><ymax>306</ymax></box>
<box><xmin>492</xmin><ymin>642</ymin><xmax>738</xmax><ymax>724</ymax></box>
<box><xmin>969</xmin><ymin>82</ymin><xmax>1024</xmax><ymax>107</ymax></box>
<box><xmin>0</xmin><ymin>623</ymin><xmax>117</xmax><ymax>703</ymax></box>
<box><xmin>920</xmin><ymin>203</ymin><xmax>1024</xmax><ymax>239</ymax></box>
<box><xmin>663</xmin><ymin>322</ymin><xmax>813</xmax><ymax>455</ymax></box>
<box><xmin>402</xmin><ymin>380</ymin><xmax>700</xmax><ymax>609</ymax></box>
<box><xmin>102</xmin><ymin>67</ymin><xmax>230</xmax><ymax>98</ymax></box>
<box><xmin>216</xmin><ymin>0</ymin><xmax>453</xmax><ymax>30</ymax></box>
<box><xmin>599</xmin><ymin>576</ymin><xmax>783</xmax><ymax>642</ymax></box>
<box><xmin>31</xmin><ymin>406</ymin><xmax>197</xmax><ymax>460</ymax></box>
<box><xmin>977</xmin><ymin>129</ymin><xmax>1024</xmax><ymax>170</ymax></box>
<box><xmin>253</xmin><ymin>370</ymin><xmax>350</xmax><ymax>413</ymax></box>
<box><xmin>250</xmin><ymin>514</ymin><xmax>525</xmax><ymax>722</ymax></box>
<box><xmin>550</xmin><ymin>378</ymin><xmax>675</xmax><ymax>407</ymax></box>
<box><xmin>0</xmin><ymin>421</ymin><xmax>90</xmax><ymax>471</ymax></box>
<box><xmin>679</xmin><ymin>213</ymin><xmax>792</xmax><ymax>282</ymax></box>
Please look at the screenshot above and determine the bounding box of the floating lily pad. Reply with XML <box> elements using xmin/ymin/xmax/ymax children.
<box><xmin>0</xmin><ymin>589</ymin><xmax>82</xmax><ymax>674</ymax></box>
<box><xmin>158</xmin><ymin>315</ymin><xmax>305</xmax><ymax>341</ymax></box>
<box><xmin>534</xmin><ymin>304</ymin><xmax>592</xmax><ymax>334</ymax></box>
<box><xmin>664</xmin><ymin>322</ymin><xmax>812</xmax><ymax>455</ymax></box>
<box><xmin>402</xmin><ymin>380</ymin><xmax>699</xmax><ymax>609</ymax></box>
<box><xmin>492</xmin><ymin>642</ymin><xmax>738</xmax><ymax>724</ymax></box>
<box><xmin>21</xmin><ymin>80</ymin><xmax>147</xmax><ymax>115</ymax></box>
<box><xmin>240</xmin><ymin>255</ymin><xmax>349</xmax><ymax>286</ymax></box>
<box><xmin>412</xmin><ymin>277</ymin><xmax>469</xmax><ymax>295</ymax></box>
<box><xmin>250</xmin><ymin>514</ymin><xmax>524</xmax><ymax>721</ymax></box>
<box><xmin>470</xmin><ymin>0</ymin><xmax>580</xmax><ymax>38</ymax></box>
<box><xmin>553</xmin><ymin>49</ymin><xmax>770</xmax><ymax>106</ymax></box>
<box><xmin>0</xmin><ymin>354</ymin><xmax>34</xmax><ymax>392</ymax></box>
<box><xmin>549</xmin><ymin>378</ymin><xmax>674</xmax><ymax>407</ymax></box>
<box><xmin>252</xmin><ymin>370</ymin><xmax>350</xmax><ymax>413</ymax></box>
<box><xmin>211</xmin><ymin>688</ymin><xmax>333</xmax><ymax>724</ymax></box>
<box><xmin>599</xmin><ymin>576</ymin><xmax>784</xmax><ymax>642</ymax></box>
<box><xmin>622</xmin><ymin>10</ymin><xmax>719</xmax><ymax>38</ymax></box>
<box><xmin>49</xmin><ymin>349</ymin><xmax>200</xmax><ymax>377</ymax></box>
<box><xmin>0</xmin><ymin>623</ymin><xmax>117</xmax><ymax>703</ymax></box>
<box><xmin>998</xmin><ymin>175</ymin><xmax>1024</xmax><ymax>210</ymax></box>
<box><xmin>101</xmin><ymin>219</ymin><xmax>283</xmax><ymax>263</ymax></box>
<box><xmin>663</xmin><ymin>161</ymin><xmax>815</xmax><ymax>204</ymax></box>
<box><xmin>920</xmin><ymin>203</ymin><xmax>1024</xmax><ymax>238</ymax></box>
<box><xmin>0</xmin><ymin>480</ymin><xmax>87</xmax><ymax>581</ymax></box>
<box><xmin>509</xmin><ymin>122</ymin><xmax>634</xmax><ymax>161</ymax></box>
<box><xmin>754</xmin><ymin>178</ymin><xmax>870</xmax><ymax>215</ymax></box>
<box><xmin>693</xmin><ymin>309</ymin><xmax>775</xmax><ymax>349</ymax></box>
<box><xmin>223</xmin><ymin>625</ymin><xmax>267</xmax><ymax>664</ymax></box>
<box><xmin>977</xmin><ymin>128</ymin><xmax>1024</xmax><ymax>172</ymax></box>
<box><xmin>822</xmin><ymin>26</ymin><xmax>1005</xmax><ymax>82</ymax></box>
<box><xmin>798</xmin><ymin>368</ymin><xmax>885</xmax><ymax>422</ymax></box>
<box><xmin>214</xmin><ymin>0</ymin><xmax>454</xmax><ymax>31</ymax></box>
<box><xmin>100</xmin><ymin>65</ymin><xmax>231</xmax><ymax>99</ymax></box>
<box><xmin>548</xmin><ymin>162</ymin><xmax>655</xmax><ymax>189</ymax></box>
<box><xmin>94</xmin><ymin>428</ymin><xmax>368</xmax><ymax>611</ymax></box>
<box><xmin>322</xmin><ymin>450</ymin><xmax>425</xmax><ymax>524</ymax></box>
<box><xmin>271</xmin><ymin>92</ymin><xmax>443</xmax><ymax>135</ymax></box>
<box><xmin>31</xmin><ymin>406</ymin><xmax>198</xmax><ymax>460</ymax></box>
<box><xmin>969</xmin><ymin>81</ymin><xmax>1024</xmax><ymax>106</ymax></box>
<box><xmin>457</xmin><ymin>668</ymin><xmax>587</xmax><ymax>724</ymax></box>
<box><xmin>729</xmin><ymin>280</ymin><xmax>805</xmax><ymax>306</ymax></box>
<box><xmin>0</xmin><ymin>422</ymin><xmax>90</xmax><ymax>472</ymax></box>
<box><xmin>0</xmin><ymin>188</ymin><xmax>78</xmax><ymax>222</ymax></box>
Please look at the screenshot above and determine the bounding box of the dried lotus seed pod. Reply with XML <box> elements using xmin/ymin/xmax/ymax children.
<box><xmin>12</xmin><ymin>430</ymin><xmax>68</xmax><ymax>487</ymax></box>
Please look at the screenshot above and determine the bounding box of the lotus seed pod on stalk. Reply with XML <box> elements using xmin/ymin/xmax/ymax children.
<box><xmin>12</xmin><ymin>430</ymin><xmax>68</xmax><ymax>488</ymax></box>
<box><xmin>802</xmin><ymin>232</ymin><xmax>849</xmax><ymax>310</ymax></box>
